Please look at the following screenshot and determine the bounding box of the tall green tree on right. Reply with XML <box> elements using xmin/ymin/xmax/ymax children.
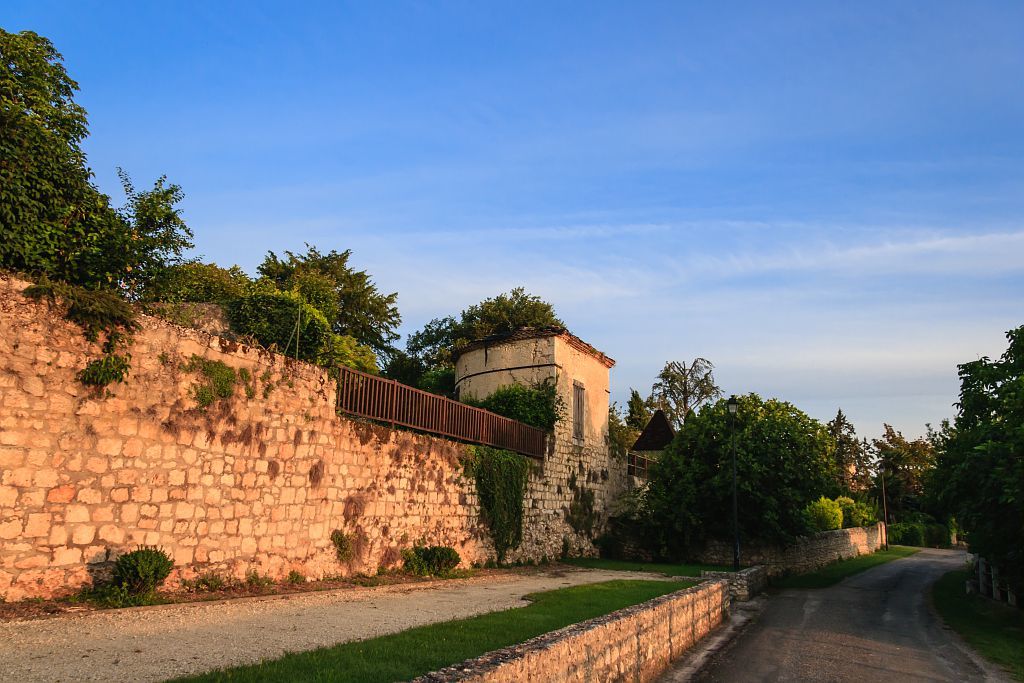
<box><xmin>931</xmin><ymin>326</ymin><xmax>1024</xmax><ymax>590</ymax></box>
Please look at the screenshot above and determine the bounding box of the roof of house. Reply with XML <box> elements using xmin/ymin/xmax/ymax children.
<box><xmin>631</xmin><ymin>409</ymin><xmax>675</xmax><ymax>451</ymax></box>
<box><xmin>453</xmin><ymin>326</ymin><xmax>616</xmax><ymax>368</ymax></box>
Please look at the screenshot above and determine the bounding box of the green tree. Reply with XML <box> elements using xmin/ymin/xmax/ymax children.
<box><xmin>648</xmin><ymin>358</ymin><xmax>721</xmax><ymax>429</ymax></box>
<box><xmin>257</xmin><ymin>245</ymin><xmax>400</xmax><ymax>355</ymax></box>
<box><xmin>0</xmin><ymin>30</ymin><xmax>192</xmax><ymax>291</ymax></box>
<box><xmin>645</xmin><ymin>393</ymin><xmax>839</xmax><ymax>557</ymax></box>
<box><xmin>827</xmin><ymin>409</ymin><xmax>872</xmax><ymax>492</ymax></box>
<box><xmin>388</xmin><ymin>288</ymin><xmax>562</xmax><ymax>396</ymax></box>
<box><xmin>625</xmin><ymin>389</ymin><xmax>651</xmax><ymax>431</ymax></box>
<box><xmin>931</xmin><ymin>326</ymin><xmax>1024</xmax><ymax>590</ymax></box>
<box><xmin>871</xmin><ymin>424</ymin><xmax>935</xmax><ymax>521</ymax></box>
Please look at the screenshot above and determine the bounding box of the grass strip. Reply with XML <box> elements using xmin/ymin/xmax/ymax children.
<box><xmin>563</xmin><ymin>557</ymin><xmax>728</xmax><ymax>577</ymax></box>
<box><xmin>932</xmin><ymin>570</ymin><xmax>1024</xmax><ymax>681</ymax></box>
<box><xmin>772</xmin><ymin>546</ymin><xmax>920</xmax><ymax>589</ymax></box>
<box><xmin>174</xmin><ymin>579</ymin><xmax>692</xmax><ymax>682</ymax></box>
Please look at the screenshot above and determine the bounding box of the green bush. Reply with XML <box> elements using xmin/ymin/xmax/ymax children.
<box><xmin>835</xmin><ymin>496</ymin><xmax>876</xmax><ymax>528</ymax></box>
<box><xmin>78</xmin><ymin>353</ymin><xmax>132</xmax><ymax>387</ymax></box>
<box><xmin>463</xmin><ymin>380</ymin><xmax>563</xmax><ymax>430</ymax></box>
<box><xmin>112</xmin><ymin>546</ymin><xmax>173</xmax><ymax>595</ymax></box>
<box><xmin>229</xmin><ymin>290</ymin><xmax>333</xmax><ymax>363</ymax></box>
<box><xmin>330</xmin><ymin>529</ymin><xmax>353</xmax><ymax>562</ymax></box>
<box><xmin>888</xmin><ymin>522</ymin><xmax>926</xmax><ymax>547</ymax></box>
<box><xmin>143</xmin><ymin>262</ymin><xmax>250</xmax><ymax>304</ymax></box>
<box><xmin>402</xmin><ymin>545</ymin><xmax>461</xmax><ymax>577</ymax></box>
<box><xmin>804</xmin><ymin>496</ymin><xmax>843</xmax><ymax>533</ymax></box>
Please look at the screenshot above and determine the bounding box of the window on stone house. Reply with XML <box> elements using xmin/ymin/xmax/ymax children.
<box><xmin>573</xmin><ymin>381</ymin><xmax>585</xmax><ymax>442</ymax></box>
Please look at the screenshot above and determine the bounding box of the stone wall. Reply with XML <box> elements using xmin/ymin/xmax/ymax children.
<box><xmin>700</xmin><ymin>565</ymin><xmax>767</xmax><ymax>602</ymax></box>
<box><xmin>696</xmin><ymin>523</ymin><xmax>887</xmax><ymax>577</ymax></box>
<box><xmin>0</xmin><ymin>276</ymin><xmax>625</xmax><ymax>600</ymax></box>
<box><xmin>414</xmin><ymin>579</ymin><xmax>729</xmax><ymax>683</ymax></box>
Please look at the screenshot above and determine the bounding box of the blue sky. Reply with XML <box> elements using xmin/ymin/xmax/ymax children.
<box><xmin>5</xmin><ymin>2</ymin><xmax>1022</xmax><ymax>438</ymax></box>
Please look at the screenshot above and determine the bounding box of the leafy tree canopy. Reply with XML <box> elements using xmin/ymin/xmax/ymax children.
<box><xmin>931</xmin><ymin>326</ymin><xmax>1024</xmax><ymax>589</ymax></box>
<box><xmin>871</xmin><ymin>424</ymin><xmax>935</xmax><ymax>521</ymax></box>
<box><xmin>648</xmin><ymin>358</ymin><xmax>721</xmax><ymax>429</ymax></box>
<box><xmin>644</xmin><ymin>393</ymin><xmax>840</xmax><ymax>557</ymax></box>
<box><xmin>257</xmin><ymin>245</ymin><xmax>400</xmax><ymax>355</ymax></box>
<box><xmin>625</xmin><ymin>389</ymin><xmax>651</xmax><ymax>432</ymax></box>
<box><xmin>386</xmin><ymin>287</ymin><xmax>562</xmax><ymax>395</ymax></box>
<box><xmin>0</xmin><ymin>30</ymin><xmax>192</xmax><ymax>292</ymax></box>
<box><xmin>827</xmin><ymin>409</ymin><xmax>872</xmax><ymax>492</ymax></box>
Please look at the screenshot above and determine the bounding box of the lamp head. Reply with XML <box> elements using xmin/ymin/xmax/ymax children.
<box><xmin>727</xmin><ymin>395</ymin><xmax>739</xmax><ymax>415</ymax></box>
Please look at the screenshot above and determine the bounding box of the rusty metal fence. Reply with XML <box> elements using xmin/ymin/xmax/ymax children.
<box><xmin>335</xmin><ymin>365</ymin><xmax>547</xmax><ymax>459</ymax></box>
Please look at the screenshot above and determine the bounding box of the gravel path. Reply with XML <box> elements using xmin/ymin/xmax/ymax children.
<box><xmin>0</xmin><ymin>567</ymin><xmax>673</xmax><ymax>682</ymax></box>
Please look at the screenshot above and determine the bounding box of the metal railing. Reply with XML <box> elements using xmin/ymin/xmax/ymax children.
<box><xmin>335</xmin><ymin>365</ymin><xmax>547</xmax><ymax>459</ymax></box>
<box><xmin>627</xmin><ymin>452</ymin><xmax>652</xmax><ymax>478</ymax></box>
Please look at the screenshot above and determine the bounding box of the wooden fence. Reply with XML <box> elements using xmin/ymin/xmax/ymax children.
<box><xmin>336</xmin><ymin>366</ymin><xmax>547</xmax><ymax>459</ymax></box>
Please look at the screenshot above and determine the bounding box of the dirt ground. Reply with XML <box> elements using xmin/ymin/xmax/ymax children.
<box><xmin>0</xmin><ymin>566</ymin><xmax>672</xmax><ymax>682</ymax></box>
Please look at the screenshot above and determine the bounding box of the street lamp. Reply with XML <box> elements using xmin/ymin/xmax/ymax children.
<box><xmin>727</xmin><ymin>395</ymin><xmax>740</xmax><ymax>572</ymax></box>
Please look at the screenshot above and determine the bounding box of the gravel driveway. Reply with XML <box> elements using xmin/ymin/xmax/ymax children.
<box><xmin>0</xmin><ymin>567</ymin><xmax>672</xmax><ymax>682</ymax></box>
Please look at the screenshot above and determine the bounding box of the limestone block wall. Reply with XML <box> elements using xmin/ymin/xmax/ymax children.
<box><xmin>414</xmin><ymin>579</ymin><xmax>729</xmax><ymax>683</ymax></box>
<box><xmin>700</xmin><ymin>565</ymin><xmax>767</xmax><ymax>601</ymax></box>
<box><xmin>3</xmin><ymin>276</ymin><xmax>625</xmax><ymax>600</ymax></box>
<box><xmin>696</xmin><ymin>523</ymin><xmax>888</xmax><ymax>577</ymax></box>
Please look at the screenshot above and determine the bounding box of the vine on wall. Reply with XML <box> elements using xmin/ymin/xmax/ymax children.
<box><xmin>464</xmin><ymin>446</ymin><xmax>530</xmax><ymax>562</ymax></box>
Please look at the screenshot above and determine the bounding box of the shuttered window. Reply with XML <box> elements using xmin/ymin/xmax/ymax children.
<box><xmin>573</xmin><ymin>381</ymin><xmax>585</xmax><ymax>441</ymax></box>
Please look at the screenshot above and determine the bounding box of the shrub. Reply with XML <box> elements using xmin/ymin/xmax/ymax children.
<box><xmin>229</xmin><ymin>290</ymin><xmax>333</xmax><ymax>363</ymax></box>
<box><xmin>888</xmin><ymin>522</ymin><xmax>926</xmax><ymax>547</ymax></box>
<box><xmin>78</xmin><ymin>353</ymin><xmax>132</xmax><ymax>387</ymax></box>
<box><xmin>402</xmin><ymin>545</ymin><xmax>461</xmax><ymax>577</ymax></box>
<box><xmin>112</xmin><ymin>546</ymin><xmax>173</xmax><ymax>595</ymax></box>
<box><xmin>804</xmin><ymin>496</ymin><xmax>843</xmax><ymax>533</ymax></box>
<box><xmin>245</xmin><ymin>570</ymin><xmax>274</xmax><ymax>589</ymax></box>
<box><xmin>286</xmin><ymin>570</ymin><xmax>306</xmax><ymax>585</ymax></box>
<box><xmin>464</xmin><ymin>381</ymin><xmax>563</xmax><ymax>431</ymax></box>
<box><xmin>182</xmin><ymin>572</ymin><xmax>229</xmax><ymax>592</ymax></box>
<box><xmin>330</xmin><ymin>529</ymin><xmax>353</xmax><ymax>562</ymax></box>
<box><xmin>184</xmin><ymin>355</ymin><xmax>238</xmax><ymax>409</ymax></box>
<box><xmin>835</xmin><ymin>496</ymin><xmax>876</xmax><ymax>528</ymax></box>
<box><xmin>143</xmin><ymin>262</ymin><xmax>250</xmax><ymax>304</ymax></box>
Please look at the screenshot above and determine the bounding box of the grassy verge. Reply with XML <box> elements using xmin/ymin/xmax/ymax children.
<box><xmin>932</xmin><ymin>570</ymin><xmax>1024</xmax><ymax>681</ymax></box>
<box><xmin>562</xmin><ymin>557</ymin><xmax>728</xmax><ymax>577</ymax></box>
<box><xmin>772</xmin><ymin>546</ymin><xmax>920</xmax><ymax>589</ymax></box>
<box><xmin>175</xmin><ymin>579</ymin><xmax>692</xmax><ymax>682</ymax></box>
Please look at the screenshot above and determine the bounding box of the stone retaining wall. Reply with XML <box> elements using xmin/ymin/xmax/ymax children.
<box><xmin>700</xmin><ymin>565</ymin><xmax>767</xmax><ymax>601</ymax></box>
<box><xmin>0</xmin><ymin>276</ymin><xmax>625</xmax><ymax>600</ymax></box>
<box><xmin>414</xmin><ymin>579</ymin><xmax>729</xmax><ymax>683</ymax></box>
<box><xmin>696</xmin><ymin>523</ymin><xmax>887</xmax><ymax>577</ymax></box>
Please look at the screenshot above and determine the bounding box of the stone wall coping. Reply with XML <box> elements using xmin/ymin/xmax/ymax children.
<box><xmin>413</xmin><ymin>578</ymin><xmax>728</xmax><ymax>682</ymax></box>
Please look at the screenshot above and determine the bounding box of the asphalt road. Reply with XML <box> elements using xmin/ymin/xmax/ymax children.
<box><xmin>692</xmin><ymin>548</ymin><xmax>1006</xmax><ymax>682</ymax></box>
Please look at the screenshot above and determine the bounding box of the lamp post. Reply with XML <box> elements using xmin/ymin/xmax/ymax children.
<box><xmin>879</xmin><ymin>464</ymin><xmax>889</xmax><ymax>550</ymax></box>
<box><xmin>727</xmin><ymin>395</ymin><xmax>740</xmax><ymax>572</ymax></box>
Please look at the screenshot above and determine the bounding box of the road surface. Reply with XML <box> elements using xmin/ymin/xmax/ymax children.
<box><xmin>693</xmin><ymin>548</ymin><xmax>1006</xmax><ymax>682</ymax></box>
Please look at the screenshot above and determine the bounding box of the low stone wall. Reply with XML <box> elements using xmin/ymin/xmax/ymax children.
<box><xmin>700</xmin><ymin>565</ymin><xmax>767</xmax><ymax>601</ymax></box>
<box><xmin>696</xmin><ymin>523</ymin><xmax>887</xmax><ymax>577</ymax></box>
<box><xmin>414</xmin><ymin>579</ymin><xmax>729</xmax><ymax>683</ymax></box>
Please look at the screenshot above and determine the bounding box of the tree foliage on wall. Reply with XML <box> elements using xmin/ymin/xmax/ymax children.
<box><xmin>930</xmin><ymin>326</ymin><xmax>1024</xmax><ymax>589</ymax></box>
